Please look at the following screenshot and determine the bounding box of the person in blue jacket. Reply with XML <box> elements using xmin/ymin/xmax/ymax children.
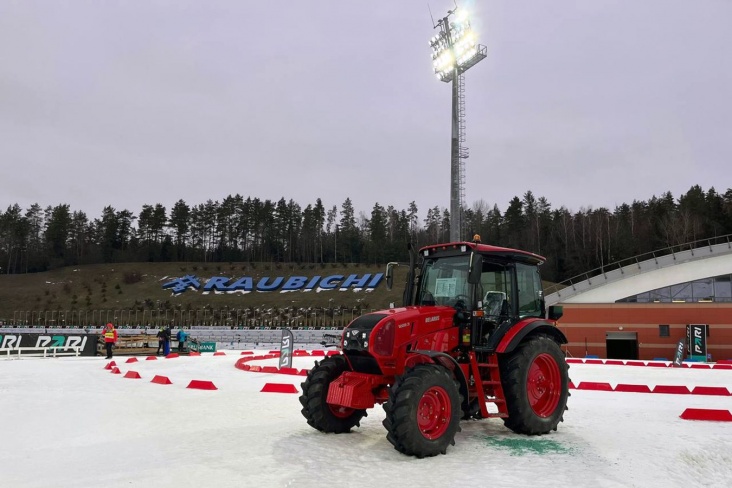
<box><xmin>176</xmin><ymin>328</ymin><xmax>188</xmax><ymax>352</ymax></box>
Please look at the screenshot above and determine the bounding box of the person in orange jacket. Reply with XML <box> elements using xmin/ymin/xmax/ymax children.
<box><xmin>103</xmin><ymin>323</ymin><xmax>118</xmax><ymax>359</ymax></box>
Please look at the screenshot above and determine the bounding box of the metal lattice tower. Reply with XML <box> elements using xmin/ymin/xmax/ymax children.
<box><xmin>457</xmin><ymin>73</ymin><xmax>468</xmax><ymax>238</ymax></box>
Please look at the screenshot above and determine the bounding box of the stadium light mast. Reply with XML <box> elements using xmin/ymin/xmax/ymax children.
<box><xmin>429</xmin><ymin>6</ymin><xmax>486</xmax><ymax>242</ymax></box>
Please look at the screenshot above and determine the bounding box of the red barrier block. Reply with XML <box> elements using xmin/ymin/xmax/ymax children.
<box><xmin>213</xmin><ymin>352</ymin><xmax>226</xmax><ymax>356</ymax></box>
<box><xmin>234</xmin><ymin>358</ymin><xmax>250</xmax><ymax>371</ymax></box>
<box><xmin>166</xmin><ymin>353</ymin><xmax>180</xmax><ymax>359</ymax></box>
<box><xmin>326</xmin><ymin>351</ymin><xmax>340</xmax><ymax>356</ymax></box>
<box><xmin>293</xmin><ymin>350</ymin><xmax>310</xmax><ymax>356</ymax></box>
<box><xmin>110</xmin><ymin>367</ymin><xmax>121</xmax><ymax>374</ymax></box>
<box><xmin>647</xmin><ymin>362</ymin><xmax>668</xmax><ymax>368</ymax></box>
<box><xmin>690</xmin><ymin>364</ymin><xmax>712</xmax><ymax>369</ymax></box>
<box><xmin>187</xmin><ymin>380</ymin><xmax>218</xmax><ymax>390</ymax></box>
<box><xmin>240</xmin><ymin>351</ymin><xmax>254</xmax><ymax>355</ymax></box>
<box><xmin>568</xmin><ymin>381</ymin><xmax>576</xmax><ymax>389</ymax></box>
<box><xmin>691</xmin><ymin>386</ymin><xmax>731</xmax><ymax>396</ymax></box>
<box><xmin>652</xmin><ymin>385</ymin><xmax>690</xmax><ymax>395</ymax></box>
<box><xmin>104</xmin><ymin>361</ymin><xmax>115</xmax><ymax>370</ymax></box>
<box><xmin>249</xmin><ymin>365</ymin><xmax>262</xmax><ymax>372</ymax></box>
<box><xmin>261</xmin><ymin>366</ymin><xmax>279</xmax><ymax>373</ymax></box>
<box><xmin>680</xmin><ymin>408</ymin><xmax>732</xmax><ymax>422</ymax></box>
<box><xmin>123</xmin><ymin>370</ymin><xmax>141</xmax><ymax>379</ymax></box>
<box><xmin>713</xmin><ymin>364</ymin><xmax>732</xmax><ymax>370</ymax></box>
<box><xmin>261</xmin><ymin>383</ymin><xmax>298</xmax><ymax>394</ymax></box>
<box><xmin>566</xmin><ymin>358</ymin><xmax>583</xmax><ymax>364</ymax></box>
<box><xmin>585</xmin><ymin>359</ymin><xmax>604</xmax><ymax>365</ymax></box>
<box><xmin>268</xmin><ymin>350</ymin><xmax>281</xmax><ymax>355</ymax></box>
<box><xmin>626</xmin><ymin>361</ymin><xmax>646</xmax><ymax>367</ymax></box>
<box><xmin>189</xmin><ymin>351</ymin><xmax>201</xmax><ymax>356</ymax></box>
<box><xmin>604</xmin><ymin>360</ymin><xmax>625</xmax><ymax>366</ymax></box>
<box><xmin>145</xmin><ymin>356</ymin><xmax>157</xmax><ymax>361</ymax></box>
<box><xmin>151</xmin><ymin>375</ymin><xmax>172</xmax><ymax>385</ymax></box>
<box><xmin>615</xmin><ymin>384</ymin><xmax>652</xmax><ymax>393</ymax></box>
<box><xmin>577</xmin><ymin>382</ymin><xmax>613</xmax><ymax>391</ymax></box>
<box><xmin>125</xmin><ymin>357</ymin><xmax>138</xmax><ymax>364</ymax></box>
<box><xmin>311</xmin><ymin>350</ymin><xmax>326</xmax><ymax>356</ymax></box>
<box><xmin>297</xmin><ymin>369</ymin><xmax>310</xmax><ymax>376</ymax></box>
<box><xmin>278</xmin><ymin>367</ymin><xmax>299</xmax><ymax>375</ymax></box>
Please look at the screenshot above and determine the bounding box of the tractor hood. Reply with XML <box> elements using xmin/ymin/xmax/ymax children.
<box><xmin>342</xmin><ymin>306</ymin><xmax>457</xmax><ymax>355</ymax></box>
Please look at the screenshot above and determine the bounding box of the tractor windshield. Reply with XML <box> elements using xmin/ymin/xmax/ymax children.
<box><xmin>417</xmin><ymin>255</ymin><xmax>473</xmax><ymax>310</ymax></box>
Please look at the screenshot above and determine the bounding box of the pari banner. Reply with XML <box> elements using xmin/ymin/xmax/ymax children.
<box><xmin>0</xmin><ymin>333</ymin><xmax>97</xmax><ymax>356</ymax></box>
<box><xmin>162</xmin><ymin>273</ymin><xmax>383</xmax><ymax>295</ymax></box>
<box><xmin>686</xmin><ymin>324</ymin><xmax>708</xmax><ymax>361</ymax></box>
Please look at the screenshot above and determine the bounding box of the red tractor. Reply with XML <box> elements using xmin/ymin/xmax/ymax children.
<box><xmin>299</xmin><ymin>238</ymin><xmax>569</xmax><ymax>457</ymax></box>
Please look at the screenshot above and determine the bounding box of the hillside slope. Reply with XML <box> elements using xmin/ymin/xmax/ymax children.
<box><xmin>0</xmin><ymin>262</ymin><xmax>405</xmax><ymax>327</ymax></box>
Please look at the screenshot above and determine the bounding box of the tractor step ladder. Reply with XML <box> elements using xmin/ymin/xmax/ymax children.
<box><xmin>469</xmin><ymin>351</ymin><xmax>508</xmax><ymax>419</ymax></box>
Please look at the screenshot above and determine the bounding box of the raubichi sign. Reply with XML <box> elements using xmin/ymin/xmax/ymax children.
<box><xmin>162</xmin><ymin>273</ymin><xmax>383</xmax><ymax>295</ymax></box>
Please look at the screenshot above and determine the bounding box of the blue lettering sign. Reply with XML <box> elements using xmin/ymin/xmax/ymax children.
<box><xmin>227</xmin><ymin>277</ymin><xmax>254</xmax><ymax>292</ymax></box>
<box><xmin>282</xmin><ymin>276</ymin><xmax>308</xmax><ymax>291</ymax></box>
<box><xmin>162</xmin><ymin>273</ymin><xmax>383</xmax><ymax>295</ymax></box>
<box><xmin>305</xmin><ymin>276</ymin><xmax>321</xmax><ymax>290</ymax></box>
<box><xmin>203</xmin><ymin>276</ymin><xmax>230</xmax><ymax>292</ymax></box>
<box><xmin>257</xmin><ymin>276</ymin><xmax>284</xmax><ymax>291</ymax></box>
<box><xmin>319</xmin><ymin>275</ymin><xmax>343</xmax><ymax>289</ymax></box>
<box><xmin>341</xmin><ymin>274</ymin><xmax>370</xmax><ymax>288</ymax></box>
<box><xmin>162</xmin><ymin>275</ymin><xmax>201</xmax><ymax>294</ymax></box>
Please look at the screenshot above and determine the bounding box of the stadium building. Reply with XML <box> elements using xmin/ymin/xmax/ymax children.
<box><xmin>546</xmin><ymin>236</ymin><xmax>732</xmax><ymax>361</ymax></box>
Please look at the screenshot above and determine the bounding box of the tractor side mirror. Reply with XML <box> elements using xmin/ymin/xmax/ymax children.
<box><xmin>548</xmin><ymin>305</ymin><xmax>563</xmax><ymax>321</ymax></box>
<box><xmin>385</xmin><ymin>262</ymin><xmax>398</xmax><ymax>290</ymax></box>
<box><xmin>468</xmin><ymin>253</ymin><xmax>482</xmax><ymax>284</ymax></box>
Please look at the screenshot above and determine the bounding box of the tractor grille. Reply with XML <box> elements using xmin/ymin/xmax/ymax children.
<box><xmin>342</xmin><ymin>313</ymin><xmax>388</xmax><ymax>375</ymax></box>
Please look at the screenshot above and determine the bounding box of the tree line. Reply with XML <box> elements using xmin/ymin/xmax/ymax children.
<box><xmin>1</xmin><ymin>185</ymin><xmax>731</xmax><ymax>284</ymax></box>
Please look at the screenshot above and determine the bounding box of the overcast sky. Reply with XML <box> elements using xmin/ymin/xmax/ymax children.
<box><xmin>1</xmin><ymin>0</ymin><xmax>730</xmax><ymax>221</ymax></box>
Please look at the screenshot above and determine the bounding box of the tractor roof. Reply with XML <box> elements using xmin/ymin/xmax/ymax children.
<box><xmin>419</xmin><ymin>241</ymin><xmax>546</xmax><ymax>265</ymax></box>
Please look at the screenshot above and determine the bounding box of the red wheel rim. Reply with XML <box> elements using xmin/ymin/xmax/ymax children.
<box><xmin>527</xmin><ymin>353</ymin><xmax>561</xmax><ymax>417</ymax></box>
<box><xmin>417</xmin><ymin>386</ymin><xmax>452</xmax><ymax>439</ymax></box>
<box><xmin>329</xmin><ymin>404</ymin><xmax>355</xmax><ymax>419</ymax></box>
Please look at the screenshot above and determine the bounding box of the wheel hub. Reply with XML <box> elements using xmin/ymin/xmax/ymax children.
<box><xmin>417</xmin><ymin>386</ymin><xmax>452</xmax><ymax>440</ymax></box>
<box><xmin>527</xmin><ymin>353</ymin><xmax>561</xmax><ymax>417</ymax></box>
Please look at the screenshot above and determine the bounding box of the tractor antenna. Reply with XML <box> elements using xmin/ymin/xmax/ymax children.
<box><xmin>428</xmin><ymin>3</ymin><xmax>436</xmax><ymax>28</ymax></box>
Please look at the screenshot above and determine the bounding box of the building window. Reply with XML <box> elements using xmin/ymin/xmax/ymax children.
<box><xmin>659</xmin><ymin>324</ymin><xmax>670</xmax><ymax>337</ymax></box>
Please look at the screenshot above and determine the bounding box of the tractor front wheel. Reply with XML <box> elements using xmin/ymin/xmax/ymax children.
<box><xmin>299</xmin><ymin>355</ymin><xmax>367</xmax><ymax>433</ymax></box>
<box><xmin>500</xmin><ymin>335</ymin><xmax>569</xmax><ymax>435</ymax></box>
<box><xmin>383</xmin><ymin>364</ymin><xmax>462</xmax><ymax>458</ymax></box>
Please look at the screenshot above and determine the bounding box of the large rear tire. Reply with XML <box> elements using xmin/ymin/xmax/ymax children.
<box><xmin>500</xmin><ymin>335</ymin><xmax>569</xmax><ymax>435</ymax></box>
<box><xmin>383</xmin><ymin>364</ymin><xmax>462</xmax><ymax>458</ymax></box>
<box><xmin>299</xmin><ymin>355</ymin><xmax>367</xmax><ymax>433</ymax></box>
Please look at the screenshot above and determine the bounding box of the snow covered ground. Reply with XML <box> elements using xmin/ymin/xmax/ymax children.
<box><xmin>1</xmin><ymin>352</ymin><xmax>731</xmax><ymax>488</ymax></box>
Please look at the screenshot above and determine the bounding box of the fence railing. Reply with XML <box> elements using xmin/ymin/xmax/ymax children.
<box><xmin>5</xmin><ymin>307</ymin><xmax>378</xmax><ymax>329</ymax></box>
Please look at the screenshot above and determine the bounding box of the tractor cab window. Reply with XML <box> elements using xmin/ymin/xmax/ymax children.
<box><xmin>418</xmin><ymin>255</ymin><xmax>472</xmax><ymax>310</ymax></box>
<box><xmin>516</xmin><ymin>262</ymin><xmax>543</xmax><ymax>318</ymax></box>
<box><xmin>479</xmin><ymin>263</ymin><xmax>512</xmax><ymax>322</ymax></box>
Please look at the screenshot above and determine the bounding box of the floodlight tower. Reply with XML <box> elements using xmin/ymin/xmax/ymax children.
<box><xmin>429</xmin><ymin>7</ymin><xmax>486</xmax><ymax>241</ymax></box>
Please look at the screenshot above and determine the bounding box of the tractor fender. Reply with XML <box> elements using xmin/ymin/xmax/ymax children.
<box><xmin>495</xmin><ymin>319</ymin><xmax>568</xmax><ymax>354</ymax></box>
<box><xmin>407</xmin><ymin>350</ymin><xmax>470</xmax><ymax>416</ymax></box>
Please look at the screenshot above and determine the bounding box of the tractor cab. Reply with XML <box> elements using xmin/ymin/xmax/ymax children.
<box><xmin>397</xmin><ymin>238</ymin><xmax>554</xmax><ymax>351</ymax></box>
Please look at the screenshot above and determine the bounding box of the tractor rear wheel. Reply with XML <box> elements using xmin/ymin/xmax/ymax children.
<box><xmin>299</xmin><ymin>355</ymin><xmax>367</xmax><ymax>433</ymax></box>
<box><xmin>383</xmin><ymin>364</ymin><xmax>462</xmax><ymax>458</ymax></box>
<box><xmin>500</xmin><ymin>335</ymin><xmax>569</xmax><ymax>435</ymax></box>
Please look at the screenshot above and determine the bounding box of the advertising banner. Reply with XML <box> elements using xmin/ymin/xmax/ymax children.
<box><xmin>0</xmin><ymin>333</ymin><xmax>98</xmax><ymax>356</ymax></box>
<box><xmin>188</xmin><ymin>340</ymin><xmax>217</xmax><ymax>353</ymax></box>
<box><xmin>672</xmin><ymin>338</ymin><xmax>686</xmax><ymax>367</ymax></box>
<box><xmin>279</xmin><ymin>329</ymin><xmax>294</xmax><ymax>368</ymax></box>
<box><xmin>687</xmin><ymin>324</ymin><xmax>708</xmax><ymax>362</ymax></box>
